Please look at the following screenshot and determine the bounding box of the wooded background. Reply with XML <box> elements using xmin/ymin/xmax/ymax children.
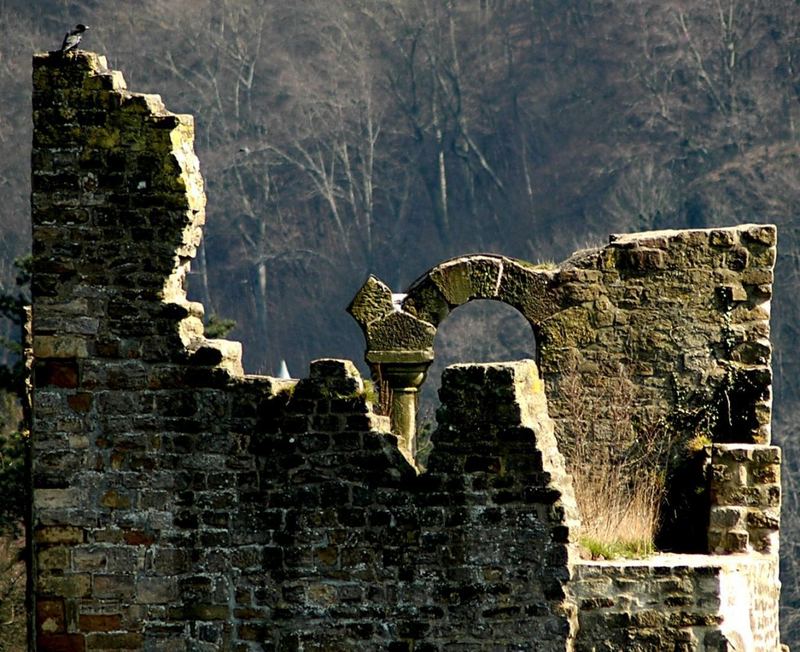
<box><xmin>3</xmin><ymin>0</ymin><xmax>800</xmax><ymax>644</ymax></box>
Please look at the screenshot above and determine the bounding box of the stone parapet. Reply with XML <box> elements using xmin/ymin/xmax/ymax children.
<box><xmin>708</xmin><ymin>444</ymin><xmax>781</xmax><ymax>554</ymax></box>
<box><xmin>573</xmin><ymin>554</ymin><xmax>781</xmax><ymax>651</ymax></box>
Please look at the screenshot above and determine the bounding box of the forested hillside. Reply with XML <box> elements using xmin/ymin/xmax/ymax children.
<box><xmin>3</xmin><ymin>0</ymin><xmax>800</xmax><ymax>643</ymax></box>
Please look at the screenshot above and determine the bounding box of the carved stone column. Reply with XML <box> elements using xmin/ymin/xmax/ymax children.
<box><xmin>366</xmin><ymin>350</ymin><xmax>433</xmax><ymax>463</ymax></box>
<box><xmin>348</xmin><ymin>276</ymin><xmax>436</xmax><ymax>465</ymax></box>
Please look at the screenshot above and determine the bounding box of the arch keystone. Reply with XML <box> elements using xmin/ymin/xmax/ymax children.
<box><xmin>425</xmin><ymin>255</ymin><xmax>504</xmax><ymax>305</ymax></box>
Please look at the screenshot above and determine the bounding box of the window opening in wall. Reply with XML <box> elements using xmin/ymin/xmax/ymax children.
<box><xmin>417</xmin><ymin>299</ymin><xmax>535</xmax><ymax>466</ymax></box>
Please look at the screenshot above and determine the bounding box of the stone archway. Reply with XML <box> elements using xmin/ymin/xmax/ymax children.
<box><xmin>347</xmin><ymin>254</ymin><xmax>559</xmax><ymax>461</ymax></box>
<box><xmin>403</xmin><ymin>254</ymin><xmax>558</xmax><ymax>326</ymax></box>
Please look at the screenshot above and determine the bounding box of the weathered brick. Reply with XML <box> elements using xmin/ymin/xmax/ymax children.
<box><xmin>37</xmin><ymin>633</ymin><xmax>86</xmax><ymax>652</ymax></box>
<box><xmin>67</xmin><ymin>392</ymin><xmax>93</xmax><ymax>412</ymax></box>
<box><xmin>85</xmin><ymin>633</ymin><xmax>143</xmax><ymax>650</ymax></box>
<box><xmin>35</xmin><ymin>526</ymin><xmax>85</xmax><ymax>545</ymax></box>
<box><xmin>93</xmin><ymin>574</ymin><xmax>135</xmax><ymax>600</ymax></box>
<box><xmin>38</xmin><ymin>573</ymin><xmax>92</xmax><ymax>598</ymax></box>
<box><xmin>37</xmin><ymin>598</ymin><xmax>66</xmax><ymax>634</ymax></box>
<box><xmin>135</xmin><ymin>576</ymin><xmax>178</xmax><ymax>604</ymax></box>
<box><xmin>36</xmin><ymin>360</ymin><xmax>79</xmax><ymax>388</ymax></box>
<box><xmin>35</xmin><ymin>488</ymin><xmax>82</xmax><ymax>509</ymax></box>
<box><xmin>100</xmin><ymin>489</ymin><xmax>131</xmax><ymax>510</ymax></box>
<box><xmin>34</xmin><ymin>335</ymin><xmax>90</xmax><ymax>359</ymax></box>
<box><xmin>38</xmin><ymin>546</ymin><xmax>70</xmax><ymax>571</ymax></box>
<box><xmin>78</xmin><ymin>613</ymin><xmax>122</xmax><ymax>632</ymax></box>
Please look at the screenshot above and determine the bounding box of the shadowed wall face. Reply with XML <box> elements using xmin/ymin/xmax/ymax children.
<box><xmin>250</xmin><ymin>360</ymin><xmax>579</xmax><ymax>649</ymax></box>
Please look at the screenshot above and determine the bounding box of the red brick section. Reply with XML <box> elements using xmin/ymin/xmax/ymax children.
<box><xmin>37</xmin><ymin>634</ymin><xmax>86</xmax><ymax>652</ymax></box>
<box><xmin>36</xmin><ymin>598</ymin><xmax>66</xmax><ymax>634</ymax></box>
<box><xmin>122</xmin><ymin>530</ymin><xmax>155</xmax><ymax>546</ymax></box>
<box><xmin>78</xmin><ymin>614</ymin><xmax>122</xmax><ymax>632</ymax></box>
<box><xmin>66</xmin><ymin>393</ymin><xmax>92</xmax><ymax>412</ymax></box>
<box><xmin>35</xmin><ymin>361</ymin><xmax>78</xmax><ymax>388</ymax></box>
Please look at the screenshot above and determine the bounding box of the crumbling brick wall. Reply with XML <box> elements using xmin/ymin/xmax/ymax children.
<box><xmin>248</xmin><ymin>360</ymin><xmax>578</xmax><ymax>649</ymax></box>
<box><xmin>541</xmin><ymin>227</ymin><xmax>775</xmax><ymax>449</ymax></box>
<box><xmin>31</xmin><ymin>50</ymin><xmax>250</xmax><ymax>650</ymax></box>
<box><xmin>30</xmin><ymin>51</ymin><xmax>578</xmax><ymax>651</ymax></box>
<box><xmin>30</xmin><ymin>51</ymin><xmax>783</xmax><ymax>651</ymax></box>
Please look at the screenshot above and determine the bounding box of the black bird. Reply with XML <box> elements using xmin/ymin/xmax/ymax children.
<box><xmin>61</xmin><ymin>24</ymin><xmax>89</xmax><ymax>53</ymax></box>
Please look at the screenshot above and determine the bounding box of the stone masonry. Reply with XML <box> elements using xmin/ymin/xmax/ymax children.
<box><xmin>29</xmin><ymin>51</ymin><xmax>784</xmax><ymax>650</ymax></box>
<box><xmin>350</xmin><ymin>231</ymin><xmax>775</xmax><ymax>462</ymax></box>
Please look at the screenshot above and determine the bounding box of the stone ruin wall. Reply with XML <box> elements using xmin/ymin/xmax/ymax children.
<box><xmin>351</xmin><ymin>227</ymin><xmax>775</xmax><ymax>456</ymax></box>
<box><xmin>29</xmin><ymin>52</ymin><xmax>784</xmax><ymax>650</ymax></box>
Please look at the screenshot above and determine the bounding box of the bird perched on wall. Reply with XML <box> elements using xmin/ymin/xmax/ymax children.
<box><xmin>61</xmin><ymin>24</ymin><xmax>89</xmax><ymax>54</ymax></box>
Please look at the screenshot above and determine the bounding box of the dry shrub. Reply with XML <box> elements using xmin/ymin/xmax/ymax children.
<box><xmin>557</xmin><ymin>361</ymin><xmax>671</xmax><ymax>557</ymax></box>
<box><xmin>370</xmin><ymin>366</ymin><xmax>393</xmax><ymax>417</ymax></box>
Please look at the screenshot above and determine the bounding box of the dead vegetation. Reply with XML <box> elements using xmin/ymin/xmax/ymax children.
<box><xmin>557</xmin><ymin>362</ymin><xmax>672</xmax><ymax>558</ymax></box>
